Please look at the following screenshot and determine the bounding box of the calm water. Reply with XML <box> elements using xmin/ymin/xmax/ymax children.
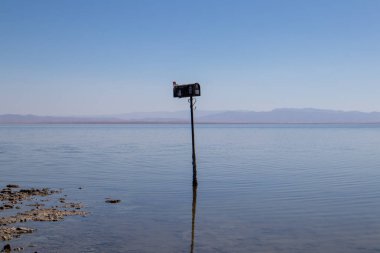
<box><xmin>1</xmin><ymin>124</ymin><xmax>380</xmax><ymax>253</ymax></box>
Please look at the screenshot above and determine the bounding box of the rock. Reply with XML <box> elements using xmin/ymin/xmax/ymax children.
<box><xmin>0</xmin><ymin>185</ymin><xmax>87</xmax><ymax>242</ymax></box>
<box><xmin>0</xmin><ymin>189</ymin><xmax>11</xmax><ymax>194</ymax></box>
<box><xmin>16</xmin><ymin>227</ymin><xmax>34</xmax><ymax>233</ymax></box>
<box><xmin>0</xmin><ymin>226</ymin><xmax>35</xmax><ymax>241</ymax></box>
<box><xmin>6</xmin><ymin>185</ymin><xmax>19</xmax><ymax>189</ymax></box>
<box><xmin>19</xmin><ymin>189</ymin><xmax>32</xmax><ymax>194</ymax></box>
<box><xmin>2</xmin><ymin>244</ymin><xmax>11</xmax><ymax>252</ymax></box>
<box><xmin>1</xmin><ymin>235</ymin><xmax>10</xmax><ymax>241</ymax></box>
<box><xmin>105</xmin><ymin>199</ymin><xmax>121</xmax><ymax>204</ymax></box>
<box><xmin>27</xmin><ymin>203</ymin><xmax>44</xmax><ymax>208</ymax></box>
<box><xmin>62</xmin><ymin>202</ymin><xmax>83</xmax><ymax>209</ymax></box>
<box><xmin>3</xmin><ymin>204</ymin><xmax>14</xmax><ymax>209</ymax></box>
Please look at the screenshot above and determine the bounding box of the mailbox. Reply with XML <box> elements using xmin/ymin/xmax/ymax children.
<box><xmin>173</xmin><ymin>82</ymin><xmax>201</xmax><ymax>98</ymax></box>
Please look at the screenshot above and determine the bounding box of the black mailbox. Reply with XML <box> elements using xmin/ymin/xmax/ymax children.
<box><xmin>173</xmin><ymin>82</ymin><xmax>201</xmax><ymax>98</ymax></box>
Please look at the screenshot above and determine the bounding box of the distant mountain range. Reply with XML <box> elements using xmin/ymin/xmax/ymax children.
<box><xmin>1</xmin><ymin>108</ymin><xmax>380</xmax><ymax>124</ymax></box>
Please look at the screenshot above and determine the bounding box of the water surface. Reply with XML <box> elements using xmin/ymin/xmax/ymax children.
<box><xmin>1</xmin><ymin>124</ymin><xmax>380</xmax><ymax>252</ymax></box>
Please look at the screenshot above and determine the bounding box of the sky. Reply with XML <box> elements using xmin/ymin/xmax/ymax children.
<box><xmin>0</xmin><ymin>0</ymin><xmax>379</xmax><ymax>115</ymax></box>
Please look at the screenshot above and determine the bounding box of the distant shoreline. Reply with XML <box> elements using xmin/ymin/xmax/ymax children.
<box><xmin>2</xmin><ymin>108</ymin><xmax>380</xmax><ymax>124</ymax></box>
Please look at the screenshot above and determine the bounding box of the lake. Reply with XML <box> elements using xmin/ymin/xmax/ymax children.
<box><xmin>1</xmin><ymin>124</ymin><xmax>380</xmax><ymax>252</ymax></box>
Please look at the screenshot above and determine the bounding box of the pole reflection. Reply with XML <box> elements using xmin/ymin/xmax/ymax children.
<box><xmin>190</xmin><ymin>184</ymin><xmax>198</xmax><ymax>253</ymax></box>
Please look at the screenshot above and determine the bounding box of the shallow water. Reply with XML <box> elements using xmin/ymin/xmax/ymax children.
<box><xmin>1</xmin><ymin>124</ymin><xmax>380</xmax><ymax>252</ymax></box>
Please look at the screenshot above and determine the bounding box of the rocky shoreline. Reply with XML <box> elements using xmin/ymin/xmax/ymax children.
<box><xmin>0</xmin><ymin>184</ymin><xmax>88</xmax><ymax>252</ymax></box>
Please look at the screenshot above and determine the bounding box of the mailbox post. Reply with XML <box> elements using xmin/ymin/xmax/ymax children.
<box><xmin>173</xmin><ymin>81</ymin><xmax>201</xmax><ymax>186</ymax></box>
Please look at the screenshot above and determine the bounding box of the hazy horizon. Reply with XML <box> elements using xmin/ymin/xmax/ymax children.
<box><xmin>3</xmin><ymin>107</ymin><xmax>380</xmax><ymax>117</ymax></box>
<box><xmin>2</xmin><ymin>108</ymin><xmax>380</xmax><ymax>125</ymax></box>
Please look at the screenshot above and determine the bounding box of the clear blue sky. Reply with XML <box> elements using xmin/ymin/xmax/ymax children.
<box><xmin>1</xmin><ymin>0</ymin><xmax>379</xmax><ymax>115</ymax></box>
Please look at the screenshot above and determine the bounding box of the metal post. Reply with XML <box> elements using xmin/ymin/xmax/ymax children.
<box><xmin>190</xmin><ymin>184</ymin><xmax>198</xmax><ymax>253</ymax></box>
<box><xmin>190</xmin><ymin>96</ymin><xmax>197</xmax><ymax>186</ymax></box>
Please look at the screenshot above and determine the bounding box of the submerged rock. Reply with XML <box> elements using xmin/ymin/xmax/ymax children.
<box><xmin>0</xmin><ymin>207</ymin><xmax>87</xmax><ymax>226</ymax></box>
<box><xmin>105</xmin><ymin>199</ymin><xmax>121</xmax><ymax>204</ymax></box>
<box><xmin>0</xmin><ymin>227</ymin><xmax>34</xmax><ymax>241</ymax></box>
<box><xmin>1</xmin><ymin>244</ymin><xmax>11</xmax><ymax>252</ymax></box>
<box><xmin>0</xmin><ymin>187</ymin><xmax>61</xmax><ymax>204</ymax></box>
<box><xmin>62</xmin><ymin>202</ymin><xmax>83</xmax><ymax>209</ymax></box>
<box><xmin>6</xmin><ymin>185</ymin><xmax>19</xmax><ymax>189</ymax></box>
